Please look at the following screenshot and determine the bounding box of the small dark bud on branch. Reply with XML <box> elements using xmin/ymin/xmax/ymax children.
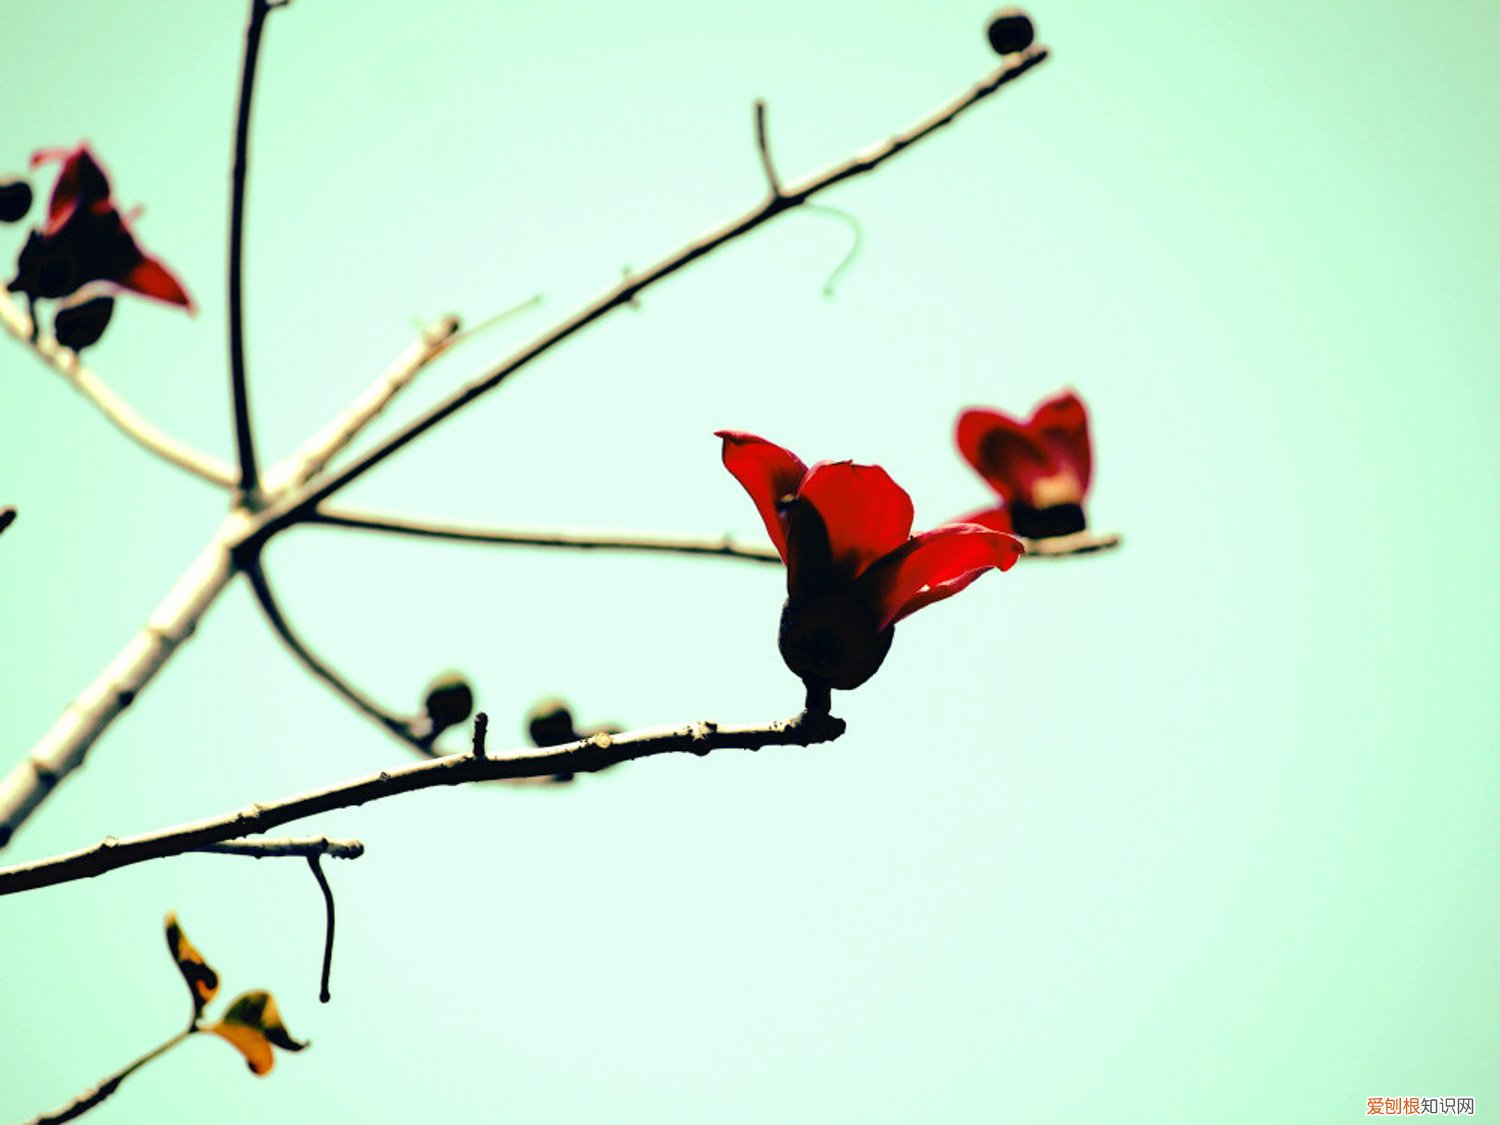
<box><xmin>0</xmin><ymin>507</ymin><xmax>14</xmax><ymax>537</ymax></box>
<box><xmin>986</xmin><ymin>8</ymin><xmax>1036</xmax><ymax>55</ymax></box>
<box><xmin>0</xmin><ymin>178</ymin><xmax>32</xmax><ymax>223</ymax></box>
<box><xmin>421</xmin><ymin>671</ymin><xmax>475</xmax><ymax>737</ymax></box>
<box><xmin>53</xmin><ymin>294</ymin><xmax>116</xmax><ymax>352</ymax></box>
<box><xmin>526</xmin><ymin>697</ymin><xmax>579</xmax><ymax>747</ymax></box>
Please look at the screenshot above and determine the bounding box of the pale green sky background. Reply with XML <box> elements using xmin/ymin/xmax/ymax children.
<box><xmin>1</xmin><ymin>1</ymin><xmax>1496</xmax><ymax>1123</ymax></box>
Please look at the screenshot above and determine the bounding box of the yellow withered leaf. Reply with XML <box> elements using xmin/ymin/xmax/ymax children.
<box><xmin>163</xmin><ymin>911</ymin><xmax>220</xmax><ymax>1016</ymax></box>
<box><xmin>206</xmin><ymin>990</ymin><xmax>308</xmax><ymax>1076</ymax></box>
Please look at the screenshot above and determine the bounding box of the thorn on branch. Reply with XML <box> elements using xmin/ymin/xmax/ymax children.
<box><xmin>753</xmin><ymin>98</ymin><xmax>783</xmax><ymax>198</ymax></box>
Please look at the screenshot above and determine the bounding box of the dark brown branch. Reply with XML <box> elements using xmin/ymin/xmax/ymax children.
<box><xmin>227</xmin><ymin>0</ymin><xmax>283</xmax><ymax>504</ymax></box>
<box><xmin>26</xmin><ymin>1029</ymin><xmax>191</xmax><ymax>1125</ymax></box>
<box><xmin>194</xmin><ymin>836</ymin><xmax>364</xmax><ymax>859</ymax></box>
<box><xmin>307</xmin><ymin>507</ymin><xmax>783</xmax><ymax>564</ymax></box>
<box><xmin>250</xmin><ymin>46</ymin><xmax>1049</xmax><ymax>540</ymax></box>
<box><xmin>242</xmin><ymin>557</ymin><xmax>436</xmax><ymax>755</ymax></box>
<box><xmin>307</xmin><ymin>854</ymin><xmax>336</xmax><ymax>1003</ymax></box>
<box><xmin>0</xmin><ymin>710</ymin><xmax>845</xmax><ymax>895</ymax></box>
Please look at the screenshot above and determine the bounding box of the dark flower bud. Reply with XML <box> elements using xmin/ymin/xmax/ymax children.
<box><xmin>778</xmin><ymin>593</ymin><xmax>895</xmax><ymax>692</ymax></box>
<box><xmin>0</xmin><ymin>179</ymin><xmax>32</xmax><ymax>224</ymax></box>
<box><xmin>526</xmin><ymin>697</ymin><xmax>579</xmax><ymax>748</ymax></box>
<box><xmin>0</xmin><ymin>507</ymin><xmax>15</xmax><ymax>537</ymax></box>
<box><xmin>420</xmin><ymin>671</ymin><xmax>474</xmax><ymax>738</ymax></box>
<box><xmin>986</xmin><ymin>8</ymin><xmax>1035</xmax><ymax>55</ymax></box>
<box><xmin>1008</xmin><ymin>501</ymin><xmax>1086</xmax><ymax>539</ymax></box>
<box><xmin>8</xmin><ymin>229</ymin><xmax>80</xmax><ymax>301</ymax></box>
<box><xmin>53</xmin><ymin>294</ymin><xmax>115</xmax><ymax>352</ymax></box>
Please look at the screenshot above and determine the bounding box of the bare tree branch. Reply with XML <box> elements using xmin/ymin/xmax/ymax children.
<box><xmin>226</xmin><ymin>0</ymin><xmax>285</xmax><ymax>503</ymax></box>
<box><xmin>194</xmin><ymin>836</ymin><xmax>364</xmax><ymax>859</ymax></box>
<box><xmin>251</xmin><ymin>46</ymin><xmax>1050</xmax><ymax>539</ymax></box>
<box><xmin>242</xmin><ymin>557</ymin><xmax>436</xmax><ymax>754</ymax></box>
<box><xmin>0</xmin><ymin>291</ymin><xmax>236</xmax><ymax>488</ymax></box>
<box><xmin>1020</xmin><ymin>530</ymin><xmax>1123</xmax><ymax>557</ymax></box>
<box><xmin>0</xmin><ymin>709</ymin><xmax>846</xmax><ymax>895</ymax></box>
<box><xmin>0</xmin><ymin>512</ymin><xmax>251</xmax><ymax>849</ymax></box>
<box><xmin>307</xmin><ymin>507</ymin><xmax>783</xmax><ymax>564</ymax></box>
<box><xmin>25</xmin><ymin>1029</ymin><xmax>192</xmax><ymax>1125</ymax></box>
<box><xmin>258</xmin><ymin>315</ymin><xmax>462</xmax><ymax>494</ymax></box>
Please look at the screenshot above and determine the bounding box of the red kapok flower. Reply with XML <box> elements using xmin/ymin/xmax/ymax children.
<box><xmin>718</xmin><ymin>431</ymin><xmax>1023</xmax><ymax>691</ymax></box>
<box><xmin>955</xmin><ymin>390</ymin><xmax>1093</xmax><ymax>539</ymax></box>
<box><xmin>7</xmin><ymin>144</ymin><xmax>194</xmax><ymax>311</ymax></box>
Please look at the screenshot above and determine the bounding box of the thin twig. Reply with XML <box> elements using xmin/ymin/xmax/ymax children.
<box><xmin>307</xmin><ymin>507</ymin><xmax>783</xmax><ymax>564</ymax></box>
<box><xmin>26</xmin><ymin>1028</ymin><xmax>191</xmax><ymax>1125</ymax></box>
<box><xmin>258</xmin><ymin>315</ymin><xmax>462</xmax><ymax>495</ymax></box>
<box><xmin>0</xmin><ymin>291</ymin><xmax>237</xmax><ymax>488</ymax></box>
<box><xmin>804</xmin><ymin>204</ymin><xmax>865</xmax><ymax>298</ymax></box>
<box><xmin>194</xmin><ymin>836</ymin><xmax>364</xmax><ymax>859</ymax></box>
<box><xmin>306</xmin><ymin>854</ymin><xmax>336</xmax><ymax>1003</ymax></box>
<box><xmin>250</xmin><ymin>47</ymin><xmax>1050</xmax><ymax>540</ymax></box>
<box><xmin>227</xmin><ymin>0</ymin><xmax>284</xmax><ymax>503</ymax></box>
<box><xmin>753</xmin><ymin>98</ymin><xmax>783</xmax><ymax>197</ymax></box>
<box><xmin>241</xmin><ymin>557</ymin><xmax>433</xmax><ymax>754</ymax></box>
<box><xmin>0</xmin><ymin>709</ymin><xmax>846</xmax><ymax>895</ymax></box>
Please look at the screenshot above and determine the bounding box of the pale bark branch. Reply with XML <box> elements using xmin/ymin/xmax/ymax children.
<box><xmin>307</xmin><ymin>507</ymin><xmax>783</xmax><ymax>564</ymax></box>
<box><xmin>0</xmin><ymin>512</ymin><xmax>252</xmax><ymax>849</ymax></box>
<box><xmin>1020</xmin><ymin>530</ymin><xmax>1123</xmax><ymax>557</ymax></box>
<box><xmin>0</xmin><ymin>291</ymin><xmax>236</xmax><ymax>488</ymax></box>
<box><xmin>0</xmin><ymin>709</ymin><xmax>845</xmax><ymax>895</ymax></box>
<box><xmin>251</xmin><ymin>46</ymin><xmax>1050</xmax><ymax>538</ymax></box>
<box><xmin>258</xmin><ymin>315</ymin><xmax>462</xmax><ymax>495</ymax></box>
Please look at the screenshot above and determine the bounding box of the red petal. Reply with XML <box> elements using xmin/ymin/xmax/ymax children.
<box><xmin>32</xmin><ymin>144</ymin><xmax>112</xmax><ymax>235</ymax></box>
<box><xmin>1028</xmin><ymin>391</ymin><xmax>1092</xmax><ymax>495</ymax></box>
<box><xmin>120</xmin><ymin>255</ymin><xmax>195</xmax><ymax>311</ymax></box>
<box><xmin>955</xmin><ymin>505</ymin><xmax>1013</xmax><ymax>534</ymax></box>
<box><xmin>797</xmin><ymin>460</ymin><xmax>914</xmax><ymax>583</ymax></box>
<box><xmin>716</xmin><ymin>431</ymin><xmax>807</xmax><ymax>563</ymax></box>
<box><xmin>857</xmin><ymin>523</ymin><xmax>1023</xmax><ymax>630</ymax></box>
<box><xmin>956</xmin><ymin>408</ymin><xmax>1054</xmax><ymax>505</ymax></box>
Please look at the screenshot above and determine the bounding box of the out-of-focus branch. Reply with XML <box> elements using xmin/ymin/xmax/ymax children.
<box><xmin>241</xmin><ymin>557</ymin><xmax>434</xmax><ymax>754</ymax></box>
<box><xmin>0</xmin><ymin>291</ymin><xmax>236</xmax><ymax>488</ymax></box>
<box><xmin>1020</xmin><ymin>531</ymin><xmax>1123</xmax><ymax>557</ymax></box>
<box><xmin>0</xmin><ymin>511</ymin><xmax>252</xmax><ymax>849</ymax></box>
<box><xmin>307</xmin><ymin>507</ymin><xmax>783</xmax><ymax>564</ymax></box>
<box><xmin>194</xmin><ymin>836</ymin><xmax>364</xmax><ymax>859</ymax></box>
<box><xmin>226</xmin><ymin>0</ymin><xmax>285</xmax><ymax>503</ymax></box>
<box><xmin>0</xmin><ymin>709</ymin><xmax>846</xmax><ymax>895</ymax></box>
<box><xmin>251</xmin><ymin>46</ymin><xmax>1050</xmax><ymax>538</ymax></box>
<box><xmin>25</xmin><ymin>1028</ymin><xmax>191</xmax><ymax>1125</ymax></box>
<box><xmin>258</xmin><ymin>315</ymin><xmax>462</xmax><ymax>494</ymax></box>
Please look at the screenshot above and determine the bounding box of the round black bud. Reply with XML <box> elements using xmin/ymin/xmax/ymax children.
<box><xmin>421</xmin><ymin>671</ymin><xmax>475</xmax><ymax>737</ymax></box>
<box><xmin>778</xmin><ymin>593</ymin><xmax>894</xmax><ymax>692</ymax></box>
<box><xmin>986</xmin><ymin>8</ymin><xmax>1035</xmax><ymax>55</ymax></box>
<box><xmin>526</xmin><ymin>697</ymin><xmax>579</xmax><ymax>747</ymax></box>
<box><xmin>0</xmin><ymin>179</ymin><xmax>32</xmax><ymax>223</ymax></box>
<box><xmin>53</xmin><ymin>294</ymin><xmax>116</xmax><ymax>353</ymax></box>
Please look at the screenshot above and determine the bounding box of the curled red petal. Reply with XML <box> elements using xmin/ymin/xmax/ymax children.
<box><xmin>956</xmin><ymin>408</ymin><xmax>1054</xmax><ymax>505</ymax></box>
<box><xmin>857</xmin><ymin>522</ymin><xmax>1024</xmax><ymax>630</ymax></box>
<box><xmin>32</xmin><ymin>144</ymin><xmax>112</xmax><ymax>235</ymax></box>
<box><xmin>1028</xmin><ymin>390</ymin><xmax>1092</xmax><ymax>496</ymax></box>
<box><xmin>796</xmin><ymin>460</ymin><xmax>914</xmax><ymax>583</ymax></box>
<box><xmin>716</xmin><ymin>431</ymin><xmax>808</xmax><ymax>563</ymax></box>
<box><xmin>120</xmin><ymin>255</ymin><xmax>195</xmax><ymax>311</ymax></box>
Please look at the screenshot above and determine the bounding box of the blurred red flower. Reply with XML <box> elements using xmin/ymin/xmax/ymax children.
<box><xmin>955</xmin><ymin>390</ymin><xmax>1093</xmax><ymax>538</ymax></box>
<box><xmin>7</xmin><ymin>144</ymin><xmax>194</xmax><ymax>311</ymax></box>
<box><xmin>718</xmin><ymin>431</ymin><xmax>1023</xmax><ymax>691</ymax></box>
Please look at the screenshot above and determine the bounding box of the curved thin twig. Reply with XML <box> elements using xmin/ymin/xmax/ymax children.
<box><xmin>241</xmin><ymin>557</ymin><xmax>435</xmax><ymax>755</ymax></box>
<box><xmin>804</xmin><ymin>204</ymin><xmax>865</xmax><ymax>298</ymax></box>
<box><xmin>0</xmin><ymin>292</ymin><xmax>236</xmax><ymax>488</ymax></box>
<box><xmin>307</xmin><ymin>853</ymin><xmax>336</xmax><ymax>1002</ymax></box>
<box><xmin>0</xmin><ymin>708</ymin><xmax>846</xmax><ymax>895</ymax></box>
